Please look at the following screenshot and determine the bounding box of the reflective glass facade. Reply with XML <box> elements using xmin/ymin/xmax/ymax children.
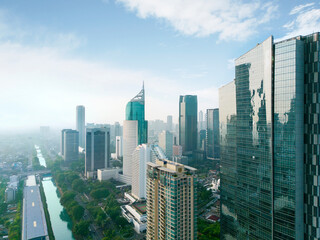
<box><xmin>235</xmin><ymin>36</ymin><xmax>273</xmax><ymax>240</ymax></box>
<box><xmin>125</xmin><ymin>87</ymin><xmax>148</xmax><ymax>145</ymax></box>
<box><xmin>220</xmin><ymin>81</ymin><xmax>237</xmax><ymax>240</ymax></box>
<box><xmin>85</xmin><ymin>128</ymin><xmax>111</xmax><ymax>176</ymax></box>
<box><xmin>179</xmin><ymin>95</ymin><xmax>198</xmax><ymax>155</ymax></box>
<box><xmin>274</xmin><ymin>39</ymin><xmax>304</xmax><ymax>240</ymax></box>
<box><xmin>221</xmin><ymin>37</ymin><xmax>274</xmax><ymax>240</ymax></box>
<box><xmin>220</xmin><ymin>32</ymin><xmax>320</xmax><ymax>240</ymax></box>
<box><xmin>206</xmin><ymin>108</ymin><xmax>220</xmax><ymax>159</ymax></box>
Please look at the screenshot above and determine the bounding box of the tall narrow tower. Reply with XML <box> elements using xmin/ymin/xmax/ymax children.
<box><xmin>179</xmin><ymin>95</ymin><xmax>197</xmax><ymax>156</ymax></box>
<box><xmin>123</xmin><ymin>84</ymin><xmax>148</xmax><ymax>179</ymax></box>
<box><xmin>76</xmin><ymin>105</ymin><xmax>85</xmax><ymax>149</ymax></box>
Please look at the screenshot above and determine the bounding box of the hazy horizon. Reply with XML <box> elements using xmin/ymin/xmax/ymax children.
<box><xmin>0</xmin><ymin>0</ymin><xmax>319</xmax><ymax>131</ymax></box>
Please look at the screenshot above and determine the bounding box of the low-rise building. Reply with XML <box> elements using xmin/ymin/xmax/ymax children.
<box><xmin>5</xmin><ymin>175</ymin><xmax>19</xmax><ymax>203</ymax></box>
<box><xmin>97</xmin><ymin>168</ymin><xmax>120</xmax><ymax>181</ymax></box>
<box><xmin>121</xmin><ymin>201</ymin><xmax>147</xmax><ymax>233</ymax></box>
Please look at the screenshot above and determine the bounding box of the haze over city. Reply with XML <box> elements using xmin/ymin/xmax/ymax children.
<box><xmin>1</xmin><ymin>0</ymin><xmax>319</xmax><ymax>131</ymax></box>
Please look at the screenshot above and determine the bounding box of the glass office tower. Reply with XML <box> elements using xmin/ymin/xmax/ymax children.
<box><xmin>220</xmin><ymin>81</ymin><xmax>237</xmax><ymax>239</ymax></box>
<box><xmin>179</xmin><ymin>95</ymin><xmax>198</xmax><ymax>155</ymax></box>
<box><xmin>85</xmin><ymin>128</ymin><xmax>111</xmax><ymax>178</ymax></box>
<box><xmin>303</xmin><ymin>33</ymin><xmax>320</xmax><ymax>240</ymax></box>
<box><xmin>220</xmin><ymin>33</ymin><xmax>320</xmax><ymax>240</ymax></box>
<box><xmin>273</xmin><ymin>38</ymin><xmax>304</xmax><ymax>240</ymax></box>
<box><xmin>206</xmin><ymin>108</ymin><xmax>220</xmax><ymax>159</ymax></box>
<box><xmin>125</xmin><ymin>85</ymin><xmax>148</xmax><ymax>144</ymax></box>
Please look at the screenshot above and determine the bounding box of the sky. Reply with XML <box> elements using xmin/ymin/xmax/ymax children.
<box><xmin>0</xmin><ymin>0</ymin><xmax>319</xmax><ymax>131</ymax></box>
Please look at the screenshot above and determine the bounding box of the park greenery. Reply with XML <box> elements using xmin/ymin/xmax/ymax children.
<box><xmin>41</xmin><ymin>144</ymin><xmax>219</xmax><ymax>240</ymax></box>
<box><xmin>46</xmin><ymin>153</ymin><xmax>134</xmax><ymax>240</ymax></box>
<box><xmin>7</xmin><ymin>180</ymin><xmax>24</xmax><ymax>240</ymax></box>
<box><xmin>198</xmin><ymin>218</ymin><xmax>220</xmax><ymax>240</ymax></box>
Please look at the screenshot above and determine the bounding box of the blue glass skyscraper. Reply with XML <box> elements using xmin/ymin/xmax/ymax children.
<box><xmin>125</xmin><ymin>84</ymin><xmax>148</xmax><ymax>144</ymax></box>
<box><xmin>179</xmin><ymin>95</ymin><xmax>198</xmax><ymax>156</ymax></box>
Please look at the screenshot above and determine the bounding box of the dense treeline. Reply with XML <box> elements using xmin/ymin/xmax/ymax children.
<box><xmin>8</xmin><ymin>180</ymin><xmax>23</xmax><ymax>240</ymax></box>
<box><xmin>198</xmin><ymin>218</ymin><xmax>220</xmax><ymax>240</ymax></box>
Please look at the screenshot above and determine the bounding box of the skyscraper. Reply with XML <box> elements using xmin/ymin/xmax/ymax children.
<box><xmin>206</xmin><ymin>109</ymin><xmax>220</xmax><ymax>159</ymax></box>
<box><xmin>60</xmin><ymin>129</ymin><xmax>71</xmax><ymax>156</ymax></box>
<box><xmin>220</xmin><ymin>33</ymin><xmax>320</xmax><ymax>240</ymax></box>
<box><xmin>166</xmin><ymin>115</ymin><xmax>173</xmax><ymax>131</ymax></box>
<box><xmin>123</xmin><ymin>85</ymin><xmax>148</xmax><ymax>179</ymax></box>
<box><xmin>125</xmin><ymin>84</ymin><xmax>148</xmax><ymax>144</ymax></box>
<box><xmin>76</xmin><ymin>105</ymin><xmax>85</xmax><ymax>149</ymax></box>
<box><xmin>199</xmin><ymin>129</ymin><xmax>206</xmax><ymax>151</ymax></box>
<box><xmin>179</xmin><ymin>95</ymin><xmax>197</xmax><ymax>156</ymax></box>
<box><xmin>199</xmin><ymin>110</ymin><xmax>204</xmax><ymax>130</ymax></box>
<box><xmin>116</xmin><ymin>136</ymin><xmax>123</xmax><ymax>159</ymax></box>
<box><xmin>146</xmin><ymin>159</ymin><xmax>197</xmax><ymax>240</ymax></box>
<box><xmin>62</xmin><ymin>129</ymin><xmax>79</xmax><ymax>162</ymax></box>
<box><xmin>158</xmin><ymin>130</ymin><xmax>173</xmax><ymax>159</ymax></box>
<box><xmin>85</xmin><ymin>128</ymin><xmax>110</xmax><ymax>178</ymax></box>
<box><xmin>131</xmin><ymin>144</ymin><xmax>166</xmax><ymax>199</ymax></box>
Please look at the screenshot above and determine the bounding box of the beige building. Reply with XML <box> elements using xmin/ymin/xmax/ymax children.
<box><xmin>146</xmin><ymin>159</ymin><xmax>197</xmax><ymax>240</ymax></box>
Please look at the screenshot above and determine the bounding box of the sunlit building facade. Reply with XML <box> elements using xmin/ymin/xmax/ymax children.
<box><xmin>220</xmin><ymin>33</ymin><xmax>320</xmax><ymax>240</ymax></box>
<box><xmin>123</xmin><ymin>85</ymin><xmax>148</xmax><ymax>179</ymax></box>
<box><xmin>146</xmin><ymin>159</ymin><xmax>197</xmax><ymax>240</ymax></box>
<box><xmin>158</xmin><ymin>130</ymin><xmax>173</xmax><ymax>159</ymax></box>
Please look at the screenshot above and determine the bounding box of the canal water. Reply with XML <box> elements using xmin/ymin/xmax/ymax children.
<box><xmin>42</xmin><ymin>177</ymin><xmax>75</xmax><ymax>240</ymax></box>
<box><xmin>35</xmin><ymin>145</ymin><xmax>47</xmax><ymax>167</ymax></box>
<box><xmin>35</xmin><ymin>145</ymin><xmax>75</xmax><ymax>240</ymax></box>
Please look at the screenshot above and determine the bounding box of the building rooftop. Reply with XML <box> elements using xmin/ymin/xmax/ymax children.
<box><xmin>207</xmin><ymin>215</ymin><xmax>220</xmax><ymax>222</ymax></box>
<box><xmin>22</xmin><ymin>186</ymin><xmax>48</xmax><ymax>240</ymax></box>
<box><xmin>132</xmin><ymin>201</ymin><xmax>147</xmax><ymax>215</ymax></box>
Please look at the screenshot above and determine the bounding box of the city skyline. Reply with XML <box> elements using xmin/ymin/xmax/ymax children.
<box><xmin>1</xmin><ymin>0</ymin><xmax>319</xmax><ymax>131</ymax></box>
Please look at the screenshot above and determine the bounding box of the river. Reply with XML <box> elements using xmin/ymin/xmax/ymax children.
<box><xmin>35</xmin><ymin>145</ymin><xmax>75</xmax><ymax>240</ymax></box>
<box><xmin>35</xmin><ymin>145</ymin><xmax>47</xmax><ymax>167</ymax></box>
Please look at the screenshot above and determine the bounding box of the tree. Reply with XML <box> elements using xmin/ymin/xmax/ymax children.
<box><xmin>72</xmin><ymin>179</ymin><xmax>86</xmax><ymax>193</ymax></box>
<box><xmin>90</xmin><ymin>188</ymin><xmax>109</xmax><ymax>199</ymax></box>
<box><xmin>115</xmin><ymin>216</ymin><xmax>128</xmax><ymax>228</ymax></box>
<box><xmin>66</xmin><ymin>172</ymin><xmax>79</xmax><ymax>183</ymax></box>
<box><xmin>73</xmin><ymin>220</ymin><xmax>90</xmax><ymax>237</ymax></box>
<box><xmin>72</xmin><ymin>205</ymin><xmax>84</xmax><ymax>222</ymax></box>
<box><xmin>60</xmin><ymin>191</ymin><xmax>76</xmax><ymax>205</ymax></box>
<box><xmin>0</xmin><ymin>203</ymin><xmax>7</xmax><ymax>215</ymax></box>
<box><xmin>198</xmin><ymin>219</ymin><xmax>220</xmax><ymax>240</ymax></box>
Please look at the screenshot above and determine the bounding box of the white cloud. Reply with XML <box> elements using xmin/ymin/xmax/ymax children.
<box><xmin>290</xmin><ymin>3</ymin><xmax>314</xmax><ymax>15</ymax></box>
<box><xmin>279</xmin><ymin>4</ymin><xmax>320</xmax><ymax>41</ymax></box>
<box><xmin>0</xmin><ymin>38</ymin><xmax>216</xmax><ymax>131</ymax></box>
<box><xmin>116</xmin><ymin>0</ymin><xmax>278</xmax><ymax>41</ymax></box>
<box><xmin>191</xmin><ymin>87</ymin><xmax>219</xmax><ymax>112</ymax></box>
<box><xmin>0</xmin><ymin>41</ymin><xmax>184</xmax><ymax>130</ymax></box>
<box><xmin>0</xmin><ymin>6</ymin><xmax>222</xmax><ymax>131</ymax></box>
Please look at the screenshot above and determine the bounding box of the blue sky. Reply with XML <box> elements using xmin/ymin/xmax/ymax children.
<box><xmin>0</xmin><ymin>0</ymin><xmax>319</xmax><ymax>131</ymax></box>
